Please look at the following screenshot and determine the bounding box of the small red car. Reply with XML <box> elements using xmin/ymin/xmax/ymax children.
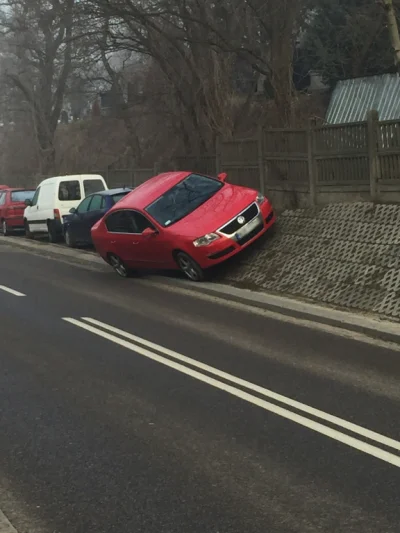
<box><xmin>91</xmin><ymin>171</ymin><xmax>275</xmax><ymax>281</ymax></box>
<box><xmin>0</xmin><ymin>188</ymin><xmax>36</xmax><ymax>235</ymax></box>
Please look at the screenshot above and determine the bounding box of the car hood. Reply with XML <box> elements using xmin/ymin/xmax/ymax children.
<box><xmin>171</xmin><ymin>184</ymin><xmax>258</xmax><ymax>237</ymax></box>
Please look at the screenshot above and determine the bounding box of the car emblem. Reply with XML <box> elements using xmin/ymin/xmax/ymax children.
<box><xmin>237</xmin><ymin>216</ymin><xmax>245</xmax><ymax>225</ymax></box>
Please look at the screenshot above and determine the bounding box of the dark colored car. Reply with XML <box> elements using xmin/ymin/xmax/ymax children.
<box><xmin>0</xmin><ymin>188</ymin><xmax>35</xmax><ymax>235</ymax></box>
<box><xmin>63</xmin><ymin>188</ymin><xmax>132</xmax><ymax>247</ymax></box>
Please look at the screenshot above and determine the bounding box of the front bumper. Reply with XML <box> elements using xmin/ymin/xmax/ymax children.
<box><xmin>194</xmin><ymin>202</ymin><xmax>276</xmax><ymax>268</ymax></box>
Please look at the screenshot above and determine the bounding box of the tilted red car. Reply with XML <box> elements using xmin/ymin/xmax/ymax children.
<box><xmin>91</xmin><ymin>171</ymin><xmax>275</xmax><ymax>281</ymax></box>
<box><xmin>0</xmin><ymin>188</ymin><xmax>35</xmax><ymax>235</ymax></box>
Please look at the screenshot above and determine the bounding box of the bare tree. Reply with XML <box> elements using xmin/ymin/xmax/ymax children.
<box><xmin>382</xmin><ymin>0</ymin><xmax>400</xmax><ymax>69</ymax></box>
<box><xmin>0</xmin><ymin>0</ymin><xmax>75</xmax><ymax>174</ymax></box>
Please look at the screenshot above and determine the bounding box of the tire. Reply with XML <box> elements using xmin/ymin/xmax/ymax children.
<box><xmin>24</xmin><ymin>220</ymin><xmax>34</xmax><ymax>239</ymax></box>
<box><xmin>2</xmin><ymin>219</ymin><xmax>11</xmax><ymax>236</ymax></box>
<box><xmin>47</xmin><ymin>221</ymin><xmax>59</xmax><ymax>243</ymax></box>
<box><xmin>176</xmin><ymin>251</ymin><xmax>205</xmax><ymax>282</ymax></box>
<box><xmin>64</xmin><ymin>228</ymin><xmax>76</xmax><ymax>248</ymax></box>
<box><xmin>108</xmin><ymin>254</ymin><xmax>131</xmax><ymax>278</ymax></box>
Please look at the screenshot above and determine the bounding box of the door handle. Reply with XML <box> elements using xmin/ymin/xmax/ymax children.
<box><xmin>132</xmin><ymin>241</ymin><xmax>139</xmax><ymax>245</ymax></box>
<box><xmin>111</xmin><ymin>240</ymin><xmax>116</xmax><ymax>244</ymax></box>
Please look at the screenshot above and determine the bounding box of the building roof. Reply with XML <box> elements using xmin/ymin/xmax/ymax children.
<box><xmin>325</xmin><ymin>74</ymin><xmax>400</xmax><ymax>124</ymax></box>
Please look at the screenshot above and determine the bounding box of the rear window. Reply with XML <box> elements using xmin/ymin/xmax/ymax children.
<box><xmin>59</xmin><ymin>180</ymin><xmax>81</xmax><ymax>201</ymax></box>
<box><xmin>84</xmin><ymin>179</ymin><xmax>105</xmax><ymax>196</ymax></box>
<box><xmin>11</xmin><ymin>190</ymin><xmax>35</xmax><ymax>202</ymax></box>
<box><xmin>111</xmin><ymin>191</ymin><xmax>130</xmax><ymax>204</ymax></box>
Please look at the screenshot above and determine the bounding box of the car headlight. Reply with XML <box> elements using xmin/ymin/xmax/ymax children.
<box><xmin>256</xmin><ymin>192</ymin><xmax>266</xmax><ymax>205</ymax></box>
<box><xmin>193</xmin><ymin>233</ymin><xmax>220</xmax><ymax>247</ymax></box>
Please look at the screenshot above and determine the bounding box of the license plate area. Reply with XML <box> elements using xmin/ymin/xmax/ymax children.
<box><xmin>235</xmin><ymin>215</ymin><xmax>261</xmax><ymax>241</ymax></box>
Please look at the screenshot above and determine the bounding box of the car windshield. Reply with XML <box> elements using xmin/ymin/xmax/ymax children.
<box><xmin>111</xmin><ymin>191</ymin><xmax>130</xmax><ymax>204</ymax></box>
<box><xmin>11</xmin><ymin>190</ymin><xmax>35</xmax><ymax>202</ymax></box>
<box><xmin>145</xmin><ymin>174</ymin><xmax>223</xmax><ymax>227</ymax></box>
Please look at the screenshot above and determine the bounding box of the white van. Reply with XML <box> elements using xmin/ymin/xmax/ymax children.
<box><xmin>24</xmin><ymin>174</ymin><xmax>108</xmax><ymax>242</ymax></box>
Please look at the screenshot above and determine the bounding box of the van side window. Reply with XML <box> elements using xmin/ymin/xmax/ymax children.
<box><xmin>84</xmin><ymin>179</ymin><xmax>105</xmax><ymax>196</ymax></box>
<box><xmin>31</xmin><ymin>187</ymin><xmax>40</xmax><ymax>206</ymax></box>
<box><xmin>59</xmin><ymin>180</ymin><xmax>81</xmax><ymax>201</ymax></box>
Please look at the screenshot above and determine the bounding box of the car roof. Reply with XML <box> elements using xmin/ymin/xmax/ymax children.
<box><xmin>96</xmin><ymin>187</ymin><xmax>131</xmax><ymax>196</ymax></box>
<box><xmin>116</xmin><ymin>172</ymin><xmax>190</xmax><ymax>210</ymax></box>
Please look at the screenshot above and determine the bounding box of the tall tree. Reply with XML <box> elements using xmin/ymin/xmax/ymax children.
<box><xmin>0</xmin><ymin>0</ymin><xmax>76</xmax><ymax>173</ymax></box>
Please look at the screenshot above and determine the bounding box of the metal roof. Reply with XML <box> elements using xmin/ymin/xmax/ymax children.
<box><xmin>325</xmin><ymin>74</ymin><xmax>400</xmax><ymax>124</ymax></box>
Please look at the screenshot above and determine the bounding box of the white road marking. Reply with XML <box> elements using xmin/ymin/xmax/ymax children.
<box><xmin>81</xmin><ymin>317</ymin><xmax>400</xmax><ymax>453</ymax></box>
<box><xmin>0</xmin><ymin>509</ymin><xmax>18</xmax><ymax>532</ymax></box>
<box><xmin>63</xmin><ymin>317</ymin><xmax>400</xmax><ymax>468</ymax></box>
<box><xmin>0</xmin><ymin>286</ymin><xmax>25</xmax><ymax>297</ymax></box>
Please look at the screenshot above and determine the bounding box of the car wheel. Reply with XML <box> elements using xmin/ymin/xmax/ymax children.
<box><xmin>65</xmin><ymin>228</ymin><xmax>76</xmax><ymax>248</ymax></box>
<box><xmin>176</xmin><ymin>252</ymin><xmax>205</xmax><ymax>282</ymax></box>
<box><xmin>2</xmin><ymin>220</ymin><xmax>10</xmax><ymax>236</ymax></box>
<box><xmin>108</xmin><ymin>254</ymin><xmax>130</xmax><ymax>278</ymax></box>
<box><xmin>24</xmin><ymin>220</ymin><xmax>34</xmax><ymax>239</ymax></box>
<box><xmin>47</xmin><ymin>221</ymin><xmax>59</xmax><ymax>243</ymax></box>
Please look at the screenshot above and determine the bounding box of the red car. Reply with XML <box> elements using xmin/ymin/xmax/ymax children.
<box><xmin>0</xmin><ymin>188</ymin><xmax>36</xmax><ymax>235</ymax></box>
<box><xmin>91</xmin><ymin>171</ymin><xmax>275</xmax><ymax>281</ymax></box>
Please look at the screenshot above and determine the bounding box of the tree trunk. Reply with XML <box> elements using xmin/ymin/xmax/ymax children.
<box><xmin>383</xmin><ymin>0</ymin><xmax>400</xmax><ymax>69</ymax></box>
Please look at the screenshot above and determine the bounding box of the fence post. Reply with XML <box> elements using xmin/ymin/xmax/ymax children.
<box><xmin>307</xmin><ymin>119</ymin><xmax>317</xmax><ymax>206</ymax></box>
<box><xmin>215</xmin><ymin>135</ymin><xmax>222</xmax><ymax>175</ymax></box>
<box><xmin>154</xmin><ymin>161</ymin><xmax>161</xmax><ymax>175</ymax></box>
<box><xmin>257</xmin><ymin>125</ymin><xmax>265</xmax><ymax>194</ymax></box>
<box><xmin>367</xmin><ymin>109</ymin><xmax>380</xmax><ymax>202</ymax></box>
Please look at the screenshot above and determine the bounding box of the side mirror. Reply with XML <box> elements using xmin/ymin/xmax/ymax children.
<box><xmin>142</xmin><ymin>227</ymin><xmax>157</xmax><ymax>237</ymax></box>
<box><xmin>24</xmin><ymin>199</ymin><xmax>32</xmax><ymax>207</ymax></box>
<box><xmin>218</xmin><ymin>172</ymin><xmax>228</xmax><ymax>182</ymax></box>
<box><xmin>69</xmin><ymin>207</ymin><xmax>77</xmax><ymax>214</ymax></box>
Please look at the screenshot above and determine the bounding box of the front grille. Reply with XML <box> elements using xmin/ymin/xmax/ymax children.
<box><xmin>237</xmin><ymin>222</ymin><xmax>264</xmax><ymax>246</ymax></box>
<box><xmin>208</xmin><ymin>246</ymin><xmax>235</xmax><ymax>260</ymax></box>
<box><xmin>219</xmin><ymin>203</ymin><xmax>258</xmax><ymax>235</ymax></box>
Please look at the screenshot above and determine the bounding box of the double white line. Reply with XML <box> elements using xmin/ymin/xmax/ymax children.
<box><xmin>63</xmin><ymin>316</ymin><xmax>400</xmax><ymax>468</ymax></box>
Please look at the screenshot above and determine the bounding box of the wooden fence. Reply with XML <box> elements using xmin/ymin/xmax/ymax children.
<box><xmin>176</xmin><ymin>111</ymin><xmax>400</xmax><ymax>208</ymax></box>
<box><xmin>14</xmin><ymin>111</ymin><xmax>400</xmax><ymax>209</ymax></box>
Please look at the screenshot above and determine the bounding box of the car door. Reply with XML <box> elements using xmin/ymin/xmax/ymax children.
<box><xmin>68</xmin><ymin>195</ymin><xmax>93</xmax><ymax>242</ymax></box>
<box><xmin>126</xmin><ymin>211</ymin><xmax>172</xmax><ymax>268</ymax></box>
<box><xmin>104</xmin><ymin>210</ymin><xmax>137</xmax><ymax>267</ymax></box>
<box><xmin>25</xmin><ymin>187</ymin><xmax>45</xmax><ymax>233</ymax></box>
<box><xmin>81</xmin><ymin>194</ymin><xmax>107</xmax><ymax>244</ymax></box>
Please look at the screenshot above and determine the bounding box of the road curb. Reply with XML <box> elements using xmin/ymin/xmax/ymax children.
<box><xmin>2</xmin><ymin>236</ymin><xmax>400</xmax><ymax>344</ymax></box>
<box><xmin>163</xmin><ymin>278</ymin><xmax>400</xmax><ymax>344</ymax></box>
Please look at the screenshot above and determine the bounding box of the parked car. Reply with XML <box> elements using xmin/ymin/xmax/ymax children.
<box><xmin>24</xmin><ymin>174</ymin><xmax>108</xmax><ymax>242</ymax></box>
<box><xmin>0</xmin><ymin>188</ymin><xmax>35</xmax><ymax>235</ymax></box>
<box><xmin>63</xmin><ymin>187</ymin><xmax>132</xmax><ymax>248</ymax></box>
<box><xmin>91</xmin><ymin>171</ymin><xmax>275</xmax><ymax>281</ymax></box>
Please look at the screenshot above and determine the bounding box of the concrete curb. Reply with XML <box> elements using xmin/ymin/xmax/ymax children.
<box><xmin>152</xmin><ymin>277</ymin><xmax>400</xmax><ymax>345</ymax></box>
<box><xmin>2</xmin><ymin>236</ymin><xmax>400</xmax><ymax>344</ymax></box>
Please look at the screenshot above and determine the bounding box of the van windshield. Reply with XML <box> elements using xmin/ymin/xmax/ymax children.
<box><xmin>84</xmin><ymin>179</ymin><xmax>105</xmax><ymax>196</ymax></box>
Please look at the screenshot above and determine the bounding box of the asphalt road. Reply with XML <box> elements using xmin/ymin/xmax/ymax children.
<box><xmin>0</xmin><ymin>242</ymin><xmax>399</xmax><ymax>533</ymax></box>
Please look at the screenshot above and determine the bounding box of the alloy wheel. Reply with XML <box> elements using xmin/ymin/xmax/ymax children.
<box><xmin>177</xmin><ymin>253</ymin><xmax>203</xmax><ymax>282</ymax></box>
<box><xmin>109</xmin><ymin>255</ymin><xmax>128</xmax><ymax>278</ymax></box>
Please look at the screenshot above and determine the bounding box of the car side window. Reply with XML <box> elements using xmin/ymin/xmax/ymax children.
<box><xmin>31</xmin><ymin>187</ymin><xmax>40</xmax><ymax>206</ymax></box>
<box><xmin>101</xmin><ymin>196</ymin><xmax>107</xmax><ymax>209</ymax></box>
<box><xmin>0</xmin><ymin>193</ymin><xmax>5</xmax><ymax>205</ymax></box>
<box><xmin>105</xmin><ymin>211</ymin><xmax>136</xmax><ymax>233</ymax></box>
<box><xmin>89</xmin><ymin>195</ymin><xmax>102</xmax><ymax>211</ymax></box>
<box><xmin>131</xmin><ymin>211</ymin><xmax>155</xmax><ymax>234</ymax></box>
<box><xmin>76</xmin><ymin>196</ymin><xmax>92</xmax><ymax>214</ymax></box>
